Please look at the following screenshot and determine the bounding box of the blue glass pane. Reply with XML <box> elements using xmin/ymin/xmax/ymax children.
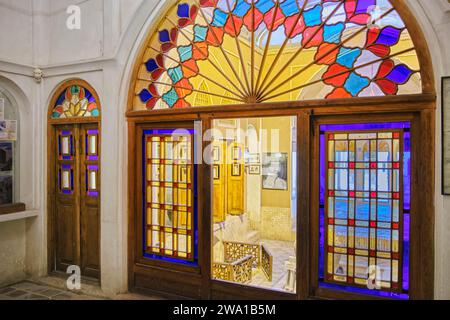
<box><xmin>303</xmin><ymin>5</ymin><xmax>322</xmax><ymax>27</ymax></box>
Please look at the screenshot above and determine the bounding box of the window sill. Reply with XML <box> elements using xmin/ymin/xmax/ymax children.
<box><xmin>0</xmin><ymin>205</ymin><xmax>38</xmax><ymax>223</ymax></box>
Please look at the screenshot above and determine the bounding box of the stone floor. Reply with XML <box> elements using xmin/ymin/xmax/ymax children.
<box><xmin>248</xmin><ymin>239</ymin><xmax>296</xmax><ymax>292</ymax></box>
<box><xmin>0</xmin><ymin>280</ymin><xmax>162</xmax><ymax>300</ymax></box>
<box><xmin>0</xmin><ymin>281</ymin><xmax>102</xmax><ymax>300</ymax></box>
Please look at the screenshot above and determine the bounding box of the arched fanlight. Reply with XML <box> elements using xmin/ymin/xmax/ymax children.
<box><xmin>132</xmin><ymin>0</ymin><xmax>421</xmax><ymax>110</ymax></box>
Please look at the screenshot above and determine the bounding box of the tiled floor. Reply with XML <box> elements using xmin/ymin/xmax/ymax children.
<box><xmin>0</xmin><ymin>280</ymin><xmax>163</xmax><ymax>300</ymax></box>
<box><xmin>248</xmin><ymin>239</ymin><xmax>295</xmax><ymax>292</ymax></box>
<box><xmin>0</xmin><ymin>281</ymin><xmax>102</xmax><ymax>300</ymax></box>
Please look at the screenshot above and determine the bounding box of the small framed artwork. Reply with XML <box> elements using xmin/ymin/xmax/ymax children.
<box><xmin>213</xmin><ymin>165</ymin><xmax>220</xmax><ymax>180</ymax></box>
<box><xmin>232</xmin><ymin>164</ymin><xmax>241</xmax><ymax>176</ymax></box>
<box><xmin>442</xmin><ymin>76</ymin><xmax>450</xmax><ymax>195</ymax></box>
<box><xmin>247</xmin><ymin>153</ymin><xmax>260</xmax><ymax>164</ymax></box>
<box><xmin>262</xmin><ymin>153</ymin><xmax>288</xmax><ymax>190</ymax></box>
<box><xmin>249</xmin><ymin>165</ymin><xmax>261</xmax><ymax>175</ymax></box>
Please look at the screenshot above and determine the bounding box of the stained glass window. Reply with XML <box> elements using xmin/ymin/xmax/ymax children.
<box><xmin>319</xmin><ymin>122</ymin><xmax>410</xmax><ymax>299</ymax></box>
<box><xmin>52</xmin><ymin>85</ymin><xmax>100</xmax><ymax>119</ymax></box>
<box><xmin>143</xmin><ymin>130</ymin><xmax>197</xmax><ymax>263</ymax></box>
<box><xmin>133</xmin><ymin>0</ymin><xmax>421</xmax><ymax>110</ymax></box>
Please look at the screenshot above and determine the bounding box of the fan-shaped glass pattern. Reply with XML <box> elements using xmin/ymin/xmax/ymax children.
<box><xmin>132</xmin><ymin>0</ymin><xmax>421</xmax><ymax>110</ymax></box>
<box><xmin>52</xmin><ymin>85</ymin><xmax>100</xmax><ymax>119</ymax></box>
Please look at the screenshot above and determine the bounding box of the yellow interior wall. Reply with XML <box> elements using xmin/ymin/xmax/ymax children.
<box><xmin>260</xmin><ymin>117</ymin><xmax>292</xmax><ymax>209</ymax></box>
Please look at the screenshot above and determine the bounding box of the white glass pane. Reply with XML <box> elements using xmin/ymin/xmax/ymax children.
<box><xmin>62</xmin><ymin>170</ymin><xmax>70</xmax><ymax>189</ymax></box>
<box><xmin>89</xmin><ymin>135</ymin><xmax>97</xmax><ymax>154</ymax></box>
<box><xmin>165</xmin><ymin>233</ymin><xmax>173</xmax><ymax>250</ymax></box>
<box><xmin>152</xmin><ymin>208</ymin><xmax>159</xmax><ymax>225</ymax></box>
<box><xmin>89</xmin><ymin>171</ymin><xmax>97</xmax><ymax>190</ymax></box>
<box><xmin>165</xmin><ymin>165</ymin><xmax>173</xmax><ymax>182</ymax></box>
<box><xmin>178</xmin><ymin>234</ymin><xmax>187</xmax><ymax>252</ymax></box>
<box><xmin>152</xmin><ymin>187</ymin><xmax>160</xmax><ymax>203</ymax></box>
<box><xmin>62</xmin><ymin>136</ymin><xmax>70</xmax><ymax>155</ymax></box>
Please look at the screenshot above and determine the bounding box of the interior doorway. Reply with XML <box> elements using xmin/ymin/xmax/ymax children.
<box><xmin>47</xmin><ymin>81</ymin><xmax>101</xmax><ymax>280</ymax></box>
<box><xmin>211</xmin><ymin>116</ymin><xmax>298</xmax><ymax>293</ymax></box>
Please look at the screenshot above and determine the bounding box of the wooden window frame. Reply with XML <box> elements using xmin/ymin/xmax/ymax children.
<box><xmin>126</xmin><ymin>0</ymin><xmax>435</xmax><ymax>299</ymax></box>
<box><xmin>126</xmin><ymin>94</ymin><xmax>435</xmax><ymax>300</ymax></box>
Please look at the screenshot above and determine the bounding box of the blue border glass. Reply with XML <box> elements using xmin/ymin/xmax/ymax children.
<box><xmin>318</xmin><ymin>122</ymin><xmax>410</xmax><ymax>300</ymax></box>
<box><xmin>142</xmin><ymin>128</ymin><xmax>198</xmax><ymax>267</ymax></box>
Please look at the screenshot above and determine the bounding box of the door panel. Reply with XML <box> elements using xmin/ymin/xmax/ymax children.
<box><xmin>53</xmin><ymin>124</ymin><xmax>100</xmax><ymax>279</ymax></box>
<box><xmin>55</xmin><ymin>126</ymin><xmax>80</xmax><ymax>271</ymax></box>
<box><xmin>80</xmin><ymin>124</ymin><xmax>100</xmax><ymax>278</ymax></box>
<box><xmin>226</xmin><ymin>142</ymin><xmax>244</xmax><ymax>215</ymax></box>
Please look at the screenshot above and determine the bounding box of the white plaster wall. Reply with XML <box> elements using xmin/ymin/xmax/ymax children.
<box><xmin>48</xmin><ymin>0</ymin><xmax>104</xmax><ymax>64</ymax></box>
<box><xmin>0</xmin><ymin>220</ymin><xmax>26</xmax><ymax>287</ymax></box>
<box><xmin>0</xmin><ymin>1</ymin><xmax>33</xmax><ymax>65</ymax></box>
<box><xmin>0</xmin><ymin>0</ymin><xmax>449</xmax><ymax>299</ymax></box>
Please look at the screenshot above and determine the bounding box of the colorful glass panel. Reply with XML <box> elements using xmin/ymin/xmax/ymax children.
<box><xmin>133</xmin><ymin>0</ymin><xmax>421</xmax><ymax>110</ymax></box>
<box><xmin>52</xmin><ymin>85</ymin><xmax>100</xmax><ymax>119</ymax></box>
<box><xmin>143</xmin><ymin>130</ymin><xmax>196</xmax><ymax>262</ymax></box>
<box><xmin>319</xmin><ymin>122</ymin><xmax>410</xmax><ymax>299</ymax></box>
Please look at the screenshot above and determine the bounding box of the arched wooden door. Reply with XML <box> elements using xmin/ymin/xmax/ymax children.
<box><xmin>47</xmin><ymin>80</ymin><xmax>101</xmax><ymax>280</ymax></box>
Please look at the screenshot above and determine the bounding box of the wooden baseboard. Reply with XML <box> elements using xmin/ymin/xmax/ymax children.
<box><xmin>0</xmin><ymin>203</ymin><xmax>26</xmax><ymax>215</ymax></box>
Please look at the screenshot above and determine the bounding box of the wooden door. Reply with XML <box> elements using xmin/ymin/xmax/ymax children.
<box><xmin>79</xmin><ymin>124</ymin><xmax>100</xmax><ymax>278</ymax></box>
<box><xmin>54</xmin><ymin>125</ymin><xmax>80</xmax><ymax>272</ymax></box>
<box><xmin>226</xmin><ymin>142</ymin><xmax>244</xmax><ymax>215</ymax></box>
<box><xmin>53</xmin><ymin>123</ymin><xmax>100</xmax><ymax>279</ymax></box>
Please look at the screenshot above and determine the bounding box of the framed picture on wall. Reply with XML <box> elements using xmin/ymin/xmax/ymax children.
<box><xmin>247</xmin><ymin>153</ymin><xmax>260</xmax><ymax>164</ymax></box>
<box><xmin>249</xmin><ymin>165</ymin><xmax>261</xmax><ymax>175</ymax></box>
<box><xmin>442</xmin><ymin>76</ymin><xmax>450</xmax><ymax>195</ymax></box>
<box><xmin>262</xmin><ymin>153</ymin><xmax>288</xmax><ymax>190</ymax></box>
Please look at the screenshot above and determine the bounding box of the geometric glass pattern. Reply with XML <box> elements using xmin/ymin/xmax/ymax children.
<box><xmin>319</xmin><ymin>122</ymin><xmax>410</xmax><ymax>299</ymax></box>
<box><xmin>52</xmin><ymin>85</ymin><xmax>100</xmax><ymax>119</ymax></box>
<box><xmin>143</xmin><ymin>130</ymin><xmax>196</xmax><ymax>262</ymax></box>
<box><xmin>133</xmin><ymin>0</ymin><xmax>421</xmax><ymax>110</ymax></box>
